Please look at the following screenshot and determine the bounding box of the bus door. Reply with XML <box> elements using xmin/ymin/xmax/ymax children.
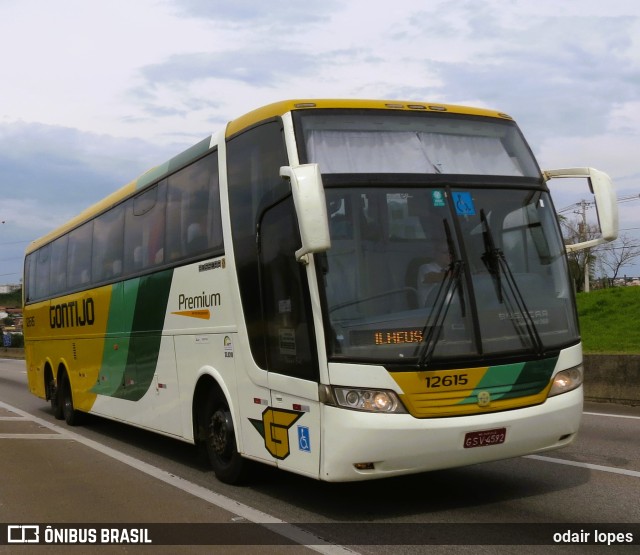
<box><xmin>258</xmin><ymin>196</ymin><xmax>322</xmax><ymax>479</ymax></box>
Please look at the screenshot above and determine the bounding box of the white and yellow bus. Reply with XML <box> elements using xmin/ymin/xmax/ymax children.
<box><xmin>24</xmin><ymin>100</ymin><xmax>618</xmax><ymax>483</ymax></box>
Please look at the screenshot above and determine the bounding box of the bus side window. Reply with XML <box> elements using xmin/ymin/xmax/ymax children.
<box><xmin>24</xmin><ymin>254</ymin><xmax>36</xmax><ymax>302</ymax></box>
<box><xmin>166</xmin><ymin>151</ymin><xmax>222</xmax><ymax>263</ymax></box>
<box><xmin>67</xmin><ymin>222</ymin><xmax>93</xmax><ymax>289</ymax></box>
<box><xmin>124</xmin><ymin>182</ymin><xmax>166</xmax><ymax>275</ymax></box>
<box><xmin>92</xmin><ymin>203</ymin><xmax>124</xmax><ymax>282</ymax></box>
<box><xmin>49</xmin><ymin>235</ymin><xmax>69</xmax><ymax>295</ymax></box>
<box><xmin>259</xmin><ymin>197</ymin><xmax>318</xmax><ymax>380</ymax></box>
<box><xmin>34</xmin><ymin>244</ymin><xmax>51</xmax><ymax>301</ymax></box>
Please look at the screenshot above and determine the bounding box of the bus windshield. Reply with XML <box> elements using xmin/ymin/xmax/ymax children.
<box><xmin>317</xmin><ymin>186</ymin><xmax>578</xmax><ymax>365</ymax></box>
<box><xmin>296</xmin><ymin>111</ymin><xmax>578</xmax><ymax>366</ymax></box>
<box><xmin>297</xmin><ymin>110</ymin><xmax>540</xmax><ymax>177</ymax></box>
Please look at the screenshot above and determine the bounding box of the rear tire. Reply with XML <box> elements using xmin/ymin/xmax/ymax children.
<box><xmin>60</xmin><ymin>374</ymin><xmax>84</xmax><ymax>426</ymax></box>
<box><xmin>204</xmin><ymin>390</ymin><xmax>246</xmax><ymax>484</ymax></box>
<box><xmin>49</xmin><ymin>377</ymin><xmax>64</xmax><ymax>420</ymax></box>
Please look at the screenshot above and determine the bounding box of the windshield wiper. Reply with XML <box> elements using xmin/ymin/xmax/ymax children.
<box><xmin>415</xmin><ymin>220</ymin><xmax>464</xmax><ymax>368</ymax></box>
<box><xmin>415</xmin><ymin>259</ymin><xmax>463</xmax><ymax>367</ymax></box>
<box><xmin>480</xmin><ymin>209</ymin><xmax>543</xmax><ymax>354</ymax></box>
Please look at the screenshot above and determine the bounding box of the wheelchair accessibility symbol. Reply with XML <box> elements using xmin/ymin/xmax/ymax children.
<box><xmin>452</xmin><ymin>192</ymin><xmax>476</xmax><ymax>216</ymax></box>
<box><xmin>297</xmin><ymin>426</ymin><xmax>311</xmax><ymax>452</ymax></box>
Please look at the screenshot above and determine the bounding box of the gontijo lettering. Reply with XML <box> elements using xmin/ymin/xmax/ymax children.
<box><xmin>49</xmin><ymin>298</ymin><xmax>95</xmax><ymax>328</ymax></box>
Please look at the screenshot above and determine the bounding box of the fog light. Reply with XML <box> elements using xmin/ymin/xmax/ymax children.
<box><xmin>354</xmin><ymin>462</ymin><xmax>375</xmax><ymax>470</ymax></box>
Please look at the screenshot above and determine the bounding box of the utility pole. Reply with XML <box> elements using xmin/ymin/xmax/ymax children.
<box><xmin>580</xmin><ymin>200</ymin><xmax>589</xmax><ymax>292</ymax></box>
<box><xmin>574</xmin><ymin>200</ymin><xmax>590</xmax><ymax>292</ymax></box>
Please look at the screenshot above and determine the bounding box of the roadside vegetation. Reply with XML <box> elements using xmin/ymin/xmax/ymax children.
<box><xmin>576</xmin><ymin>286</ymin><xmax>640</xmax><ymax>354</ymax></box>
<box><xmin>0</xmin><ymin>289</ymin><xmax>21</xmax><ymax>308</ymax></box>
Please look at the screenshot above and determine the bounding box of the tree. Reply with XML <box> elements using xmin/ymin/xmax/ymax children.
<box><xmin>559</xmin><ymin>216</ymin><xmax>599</xmax><ymax>292</ymax></box>
<box><xmin>597</xmin><ymin>233</ymin><xmax>640</xmax><ymax>284</ymax></box>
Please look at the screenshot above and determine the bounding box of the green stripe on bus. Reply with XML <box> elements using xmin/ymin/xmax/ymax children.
<box><xmin>459</xmin><ymin>357</ymin><xmax>557</xmax><ymax>404</ymax></box>
<box><xmin>92</xmin><ymin>281</ymin><xmax>138</xmax><ymax>396</ymax></box>
<box><xmin>92</xmin><ymin>270</ymin><xmax>173</xmax><ymax>400</ymax></box>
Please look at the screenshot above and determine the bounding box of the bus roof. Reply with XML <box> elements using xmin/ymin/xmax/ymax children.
<box><xmin>225</xmin><ymin>99</ymin><xmax>512</xmax><ymax>137</ymax></box>
<box><xmin>26</xmin><ymin>99</ymin><xmax>513</xmax><ymax>254</ymax></box>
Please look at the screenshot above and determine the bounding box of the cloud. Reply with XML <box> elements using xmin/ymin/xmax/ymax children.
<box><xmin>168</xmin><ymin>0</ymin><xmax>340</xmax><ymax>27</ymax></box>
<box><xmin>0</xmin><ymin>122</ymin><xmax>176</xmax><ymax>207</ymax></box>
<box><xmin>0</xmin><ymin>121</ymin><xmax>182</xmax><ymax>280</ymax></box>
<box><xmin>129</xmin><ymin>47</ymin><xmax>329</xmax><ymax>126</ymax></box>
<box><xmin>396</xmin><ymin>6</ymin><xmax>640</xmax><ymax>145</ymax></box>
<box><xmin>0</xmin><ymin>122</ymin><xmax>178</xmax><ymax>242</ymax></box>
<box><xmin>139</xmin><ymin>49</ymin><xmax>322</xmax><ymax>88</ymax></box>
<box><xmin>1</xmin><ymin>0</ymin><xmax>639</xmax><ymax>278</ymax></box>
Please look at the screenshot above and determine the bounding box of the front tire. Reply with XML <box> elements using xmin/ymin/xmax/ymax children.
<box><xmin>204</xmin><ymin>390</ymin><xmax>246</xmax><ymax>484</ymax></box>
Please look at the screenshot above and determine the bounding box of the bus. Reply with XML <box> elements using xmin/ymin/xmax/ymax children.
<box><xmin>23</xmin><ymin>99</ymin><xmax>618</xmax><ymax>483</ymax></box>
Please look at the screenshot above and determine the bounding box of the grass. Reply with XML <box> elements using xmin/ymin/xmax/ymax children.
<box><xmin>576</xmin><ymin>286</ymin><xmax>640</xmax><ymax>354</ymax></box>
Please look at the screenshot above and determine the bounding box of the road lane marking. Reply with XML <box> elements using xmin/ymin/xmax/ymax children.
<box><xmin>584</xmin><ymin>411</ymin><xmax>640</xmax><ymax>420</ymax></box>
<box><xmin>0</xmin><ymin>433</ymin><xmax>67</xmax><ymax>439</ymax></box>
<box><xmin>525</xmin><ymin>455</ymin><xmax>640</xmax><ymax>478</ymax></box>
<box><xmin>0</xmin><ymin>400</ymin><xmax>357</xmax><ymax>555</ymax></box>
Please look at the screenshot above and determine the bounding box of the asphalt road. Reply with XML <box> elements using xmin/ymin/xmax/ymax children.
<box><xmin>1</xmin><ymin>357</ymin><xmax>639</xmax><ymax>554</ymax></box>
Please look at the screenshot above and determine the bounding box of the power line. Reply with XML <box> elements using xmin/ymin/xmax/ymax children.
<box><xmin>558</xmin><ymin>193</ymin><xmax>640</xmax><ymax>214</ymax></box>
<box><xmin>618</xmin><ymin>193</ymin><xmax>640</xmax><ymax>204</ymax></box>
<box><xmin>0</xmin><ymin>240</ymin><xmax>31</xmax><ymax>246</ymax></box>
<box><xmin>598</xmin><ymin>245</ymin><xmax>640</xmax><ymax>252</ymax></box>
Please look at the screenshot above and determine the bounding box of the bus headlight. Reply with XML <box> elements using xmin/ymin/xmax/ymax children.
<box><xmin>548</xmin><ymin>364</ymin><xmax>583</xmax><ymax>397</ymax></box>
<box><xmin>322</xmin><ymin>386</ymin><xmax>407</xmax><ymax>413</ymax></box>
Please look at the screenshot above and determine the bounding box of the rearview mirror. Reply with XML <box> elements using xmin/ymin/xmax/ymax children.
<box><xmin>280</xmin><ymin>164</ymin><xmax>331</xmax><ymax>262</ymax></box>
<box><xmin>543</xmin><ymin>167</ymin><xmax>618</xmax><ymax>252</ymax></box>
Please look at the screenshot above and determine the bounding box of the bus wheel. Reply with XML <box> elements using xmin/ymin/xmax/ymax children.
<box><xmin>49</xmin><ymin>377</ymin><xmax>64</xmax><ymax>420</ymax></box>
<box><xmin>204</xmin><ymin>391</ymin><xmax>245</xmax><ymax>484</ymax></box>
<box><xmin>60</xmin><ymin>374</ymin><xmax>83</xmax><ymax>427</ymax></box>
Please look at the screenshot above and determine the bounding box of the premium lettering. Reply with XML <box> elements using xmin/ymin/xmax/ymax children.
<box><xmin>49</xmin><ymin>298</ymin><xmax>95</xmax><ymax>328</ymax></box>
<box><xmin>178</xmin><ymin>291</ymin><xmax>221</xmax><ymax>310</ymax></box>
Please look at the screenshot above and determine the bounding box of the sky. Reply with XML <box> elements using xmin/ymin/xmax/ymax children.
<box><xmin>1</xmin><ymin>0</ymin><xmax>640</xmax><ymax>284</ymax></box>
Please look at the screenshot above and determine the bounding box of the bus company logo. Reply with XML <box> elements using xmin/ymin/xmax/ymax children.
<box><xmin>477</xmin><ymin>391</ymin><xmax>491</xmax><ymax>407</ymax></box>
<box><xmin>249</xmin><ymin>407</ymin><xmax>304</xmax><ymax>460</ymax></box>
<box><xmin>49</xmin><ymin>298</ymin><xmax>95</xmax><ymax>329</ymax></box>
<box><xmin>172</xmin><ymin>291</ymin><xmax>221</xmax><ymax>320</ymax></box>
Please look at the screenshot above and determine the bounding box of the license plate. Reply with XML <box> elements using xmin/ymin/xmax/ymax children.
<box><xmin>463</xmin><ymin>427</ymin><xmax>507</xmax><ymax>449</ymax></box>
